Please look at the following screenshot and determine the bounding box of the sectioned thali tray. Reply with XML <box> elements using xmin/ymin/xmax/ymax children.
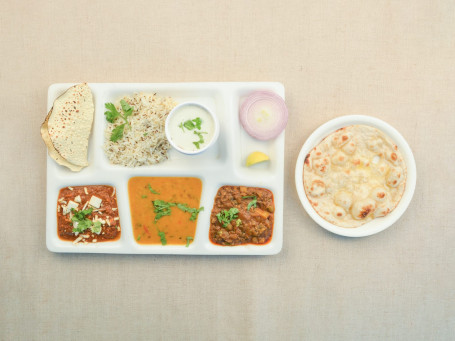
<box><xmin>45</xmin><ymin>82</ymin><xmax>285</xmax><ymax>255</ymax></box>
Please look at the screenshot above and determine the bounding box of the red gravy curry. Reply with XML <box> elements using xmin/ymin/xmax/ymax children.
<box><xmin>57</xmin><ymin>185</ymin><xmax>121</xmax><ymax>243</ymax></box>
<box><xmin>209</xmin><ymin>186</ymin><xmax>274</xmax><ymax>246</ymax></box>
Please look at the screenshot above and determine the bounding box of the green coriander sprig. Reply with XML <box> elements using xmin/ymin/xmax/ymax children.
<box><xmin>216</xmin><ymin>208</ymin><xmax>239</xmax><ymax>227</ymax></box>
<box><xmin>104</xmin><ymin>100</ymin><xmax>134</xmax><ymax>142</ymax></box>
<box><xmin>152</xmin><ymin>200</ymin><xmax>204</xmax><ymax>223</ymax></box>
<box><xmin>242</xmin><ymin>196</ymin><xmax>257</xmax><ymax>211</ymax></box>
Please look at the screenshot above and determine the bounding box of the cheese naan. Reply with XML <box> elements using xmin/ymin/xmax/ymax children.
<box><xmin>303</xmin><ymin>125</ymin><xmax>406</xmax><ymax>228</ymax></box>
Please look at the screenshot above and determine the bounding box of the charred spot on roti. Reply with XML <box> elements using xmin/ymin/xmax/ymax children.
<box><xmin>367</xmin><ymin>138</ymin><xmax>383</xmax><ymax>153</ymax></box>
<box><xmin>370</xmin><ymin>187</ymin><xmax>387</xmax><ymax>202</ymax></box>
<box><xmin>304</xmin><ymin>153</ymin><xmax>310</xmax><ymax>166</ymax></box>
<box><xmin>302</xmin><ymin>124</ymin><xmax>406</xmax><ymax>228</ymax></box>
<box><xmin>374</xmin><ymin>200</ymin><xmax>394</xmax><ymax>218</ymax></box>
<box><xmin>309</xmin><ymin>180</ymin><xmax>326</xmax><ymax>198</ymax></box>
<box><xmin>313</xmin><ymin>157</ymin><xmax>330</xmax><ymax>176</ymax></box>
<box><xmin>360</xmin><ymin>207</ymin><xmax>372</xmax><ymax>219</ymax></box>
<box><xmin>342</xmin><ymin>141</ymin><xmax>356</xmax><ymax>154</ymax></box>
<box><xmin>332</xmin><ymin>131</ymin><xmax>352</xmax><ymax>148</ymax></box>
<box><xmin>351</xmin><ymin>199</ymin><xmax>376</xmax><ymax>220</ymax></box>
<box><xmin>332</xmin><ymin>151</ymin><xmax>347</xmax><ymax>166</ymax></box>
<box><xmin>374</xmin><ymin>161</ymin><xmax>389</xmax><ymax>177</ymax></box>
<box><xmin>333</xmin><ymin>206</ymin><xmax>346</xmax><ymax>218</ymax></box>
<box><xmin>386</xmin><ymin>151</ymin><xmax>399</xmax><ymax>165</ymax></box>
<box><xmin>386</xmin><ymin>167</ymin><xmax>403</xmax><ymax>188</ymax></box>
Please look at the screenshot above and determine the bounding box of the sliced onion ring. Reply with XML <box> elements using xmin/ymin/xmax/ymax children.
<box><xmin>239</xmin><ymin>90</ymin><xmax>288</xmax><ymax>140</ymax></box>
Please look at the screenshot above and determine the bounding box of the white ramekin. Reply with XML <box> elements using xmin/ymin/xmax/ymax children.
<box><xmin>165</xmin><ymin>102</ymin><xmax>220</xmax><ymax>155</ymax></box>
<box><xmin>295</xmin><ymin>115</ymin><xmax>417</xmax><ymax>237</ymax></box>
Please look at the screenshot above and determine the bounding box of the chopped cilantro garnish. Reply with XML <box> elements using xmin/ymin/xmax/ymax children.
<box><xmin>216</xmin><ymin>208</ymin><xmax>239</xmax><ymax>227</ymax></box>
<box><xmin>152</xmin><ymin>200</ymin><xmax>204</xmax><ymax>223</ymax></box>
<box><xmin>120</xmin><ymin>100</ymin><xmax>134</xmax><ymax>119</ymax></box>
<box><xmin>242</xmin><ymin>196</ymin><xmax>257</xmax><ymax>211</ymax></box>
<box><xmin>180</xmin><ymin>117</ymin><xmax>202</xmax><ymax>131</ymax></box>
<box><xmin>137</xmin><ymin>235</ymin><xmax>142</xmax><ymax>241</ymax></box>
<box><xmin>176</xmin><ymin>203</ymin><xmax>204</xmax><ymax>221</ymax></box>
<box><xmin>158</xmin><ymin>231</ymin><xmax>167</xmax><ymax>245</ymax></box>
<box><xmin>193</xmin><ymin>117</ymin><xmax>202</xmax><ymax>130</ymax></box>
<box><xmin>185</xmin><ymin>236</ymin><xmax>193</xmax><ymax>247</ymax></box>
<box><xmin>90</xmin><ymin>221</ymin><xmax>102</xmax><ymax>235</ymax></box>
<box><xmin>104</xmin><ymin>100</ymin><xmax>134</xmax><ymax>142</ymax></box>
<box><xmin>178</xmin><ymin>117</ymin><xmax>207</xmax><ymax>149</ymax></box>
<box><xmin>236</xmin><ymin>219</ymin><xmax>242</xmax><ymax>227</ymax></box>
<box><xmin>72</xmin><ymin>207</ymin><xmax>93</xmax><ymax>220</ymax></box>
<box><xmin>72</xmin><ymin>219</ymin><xmax>92</xmax><ymax>234</ymax></box>
<box><xmin>147</xmin><ymin>184</ymin><xmax>160</xmax><ymax>195</ymax></box>
<box><xmin>152</xmin><ymin>200</ymin><xmax>173</xmax><ymax>222</ymax></box>
<box><xmin>104</xmin><ymin>103</ymin><xmax>120</xmax><ymax>123</ymax></box>
<box><xmin>141</xmin><ymin>195</ymin><xmax>148</xmax><ymax>199</ymax></box>
<box><xmin>71</xmin><ymin>208</ymin><xmax>97</xmax><ymax>234</ymax></box>
<box><xmin>183</xmin><ymin>120</ymin><xmax>195</xmax><ymax>130</ymax></box>
<box><xmin>110</xmin><ymin>124</ymin><xmax>125</xmax><ymax>142</ymax></box>
<box><xmin>193</xmin><ymin>131</ymin><xmax>207</xmax><ymax>149</ymax></box>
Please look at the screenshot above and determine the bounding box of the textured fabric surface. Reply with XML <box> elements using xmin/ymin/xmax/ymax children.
<box><xmin>1</xmin><ymin>0</ymin><xmax>454</xmax><ymax>340</ymax></box>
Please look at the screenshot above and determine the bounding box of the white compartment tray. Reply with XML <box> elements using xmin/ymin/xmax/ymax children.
<box><xmin>45</xmin><ymin>82</ymin><xmax>285</xmax><ymax>255</ymax></box>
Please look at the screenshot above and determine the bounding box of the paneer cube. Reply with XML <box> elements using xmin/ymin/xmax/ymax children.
<box><xmin>67</xmin><ymin>200</ymin><xmax>79</xmax><ymax>210</ymax></box>
<box><xmin>89</xmin><ymin>195</ymin><xmax>102</xmax><ymax>209</ymax></box>
<box><xmin>62</xmin><ymin>205</ymin><xmax>70</xmax><ymax>215</ymax></box>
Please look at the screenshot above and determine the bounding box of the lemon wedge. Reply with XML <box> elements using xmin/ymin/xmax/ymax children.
<box><xmin>246</xmin><ymin>151</ymin><xmax>270</xmax><ymax>167</ymax></box>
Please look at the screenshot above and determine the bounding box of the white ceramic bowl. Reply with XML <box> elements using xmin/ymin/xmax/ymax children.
<box><xmin>295</xmin><ymin>115</ymin><xmax>416</xmax><ymax>237</ymax></box>
<box><xmin>165</xmin><ymin>102</ymin><xmax>220</xmax><ymax>155</ymax></box>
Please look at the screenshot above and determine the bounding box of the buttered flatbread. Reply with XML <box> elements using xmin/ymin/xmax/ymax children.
<box><xmin>41</xmin><ymin>83</ymin><xmax>94</xmax><ymax>171</ymax></box>
<box><xmin>303</xmin><ymin>125</ymin><xmax>406</xmax><ymax>228</ymax></box>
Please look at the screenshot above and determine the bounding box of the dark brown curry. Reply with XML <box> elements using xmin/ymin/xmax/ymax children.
<box><xmin>209</xmin><ymin>186</ymin><xmax>274</xmax><ymax>246</ymax></box>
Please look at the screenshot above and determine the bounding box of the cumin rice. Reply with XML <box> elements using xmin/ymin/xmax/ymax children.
<box><xmin>103</xmin><ymin>93</ymin><xmax>177</xmax><ymax>167</ymax></box>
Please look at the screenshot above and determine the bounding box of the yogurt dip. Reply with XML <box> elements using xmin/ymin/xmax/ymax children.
<box><xmin>166</xmin><ymin>103</ymin><xmax>217</xmax><ymax>154</ymax></box>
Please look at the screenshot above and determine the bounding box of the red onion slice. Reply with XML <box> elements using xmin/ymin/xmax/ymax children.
<box><xmin>239</xmin><ymin>90</ymin><xmax>288</xmax><ymax>140</ymax></box>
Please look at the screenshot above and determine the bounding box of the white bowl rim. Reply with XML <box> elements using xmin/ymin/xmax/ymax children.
<box><xmin>165</xmin><ymin>101</ymin><xmax>220</xmax><ymax>155</ymax></box>
<box><xmin>294</xmin><ymin>115</ymin><xmax>417</xmax><ymax>237</ymax></box>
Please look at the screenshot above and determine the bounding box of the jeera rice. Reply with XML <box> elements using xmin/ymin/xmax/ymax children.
<box><xmin>103</xmin><ymin>93</ymin><xmax>177</xmax><ymax>167</ymax></box>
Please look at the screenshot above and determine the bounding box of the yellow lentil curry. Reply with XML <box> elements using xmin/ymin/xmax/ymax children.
<box><xmin>128</xmin><ymin>177</ymin><xmax>203</xmax><ymax>245</ymax></box>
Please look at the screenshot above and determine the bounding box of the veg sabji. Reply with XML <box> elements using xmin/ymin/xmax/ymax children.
<box><xmin>210</xmin><ymin>185</ymin><xmax>274</xmax><ymax>246</ymax></box>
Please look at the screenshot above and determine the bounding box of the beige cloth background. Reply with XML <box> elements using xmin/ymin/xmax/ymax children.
<box><xmin>1</xmin><ymin>0</ymin><xmax>454</xmax><ymax>340</ymax></box>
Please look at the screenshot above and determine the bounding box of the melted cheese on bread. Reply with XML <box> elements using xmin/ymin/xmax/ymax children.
<box><xmin>303</xmin><ymin>125</ymin><xmax>406</xmax><ymax>228</ymax></box>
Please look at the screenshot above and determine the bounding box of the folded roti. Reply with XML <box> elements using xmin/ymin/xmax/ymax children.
<box><xmin>41</xmin><ymin>83</ymin><xmax>94</xmax><ymax>171</ymax></box>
